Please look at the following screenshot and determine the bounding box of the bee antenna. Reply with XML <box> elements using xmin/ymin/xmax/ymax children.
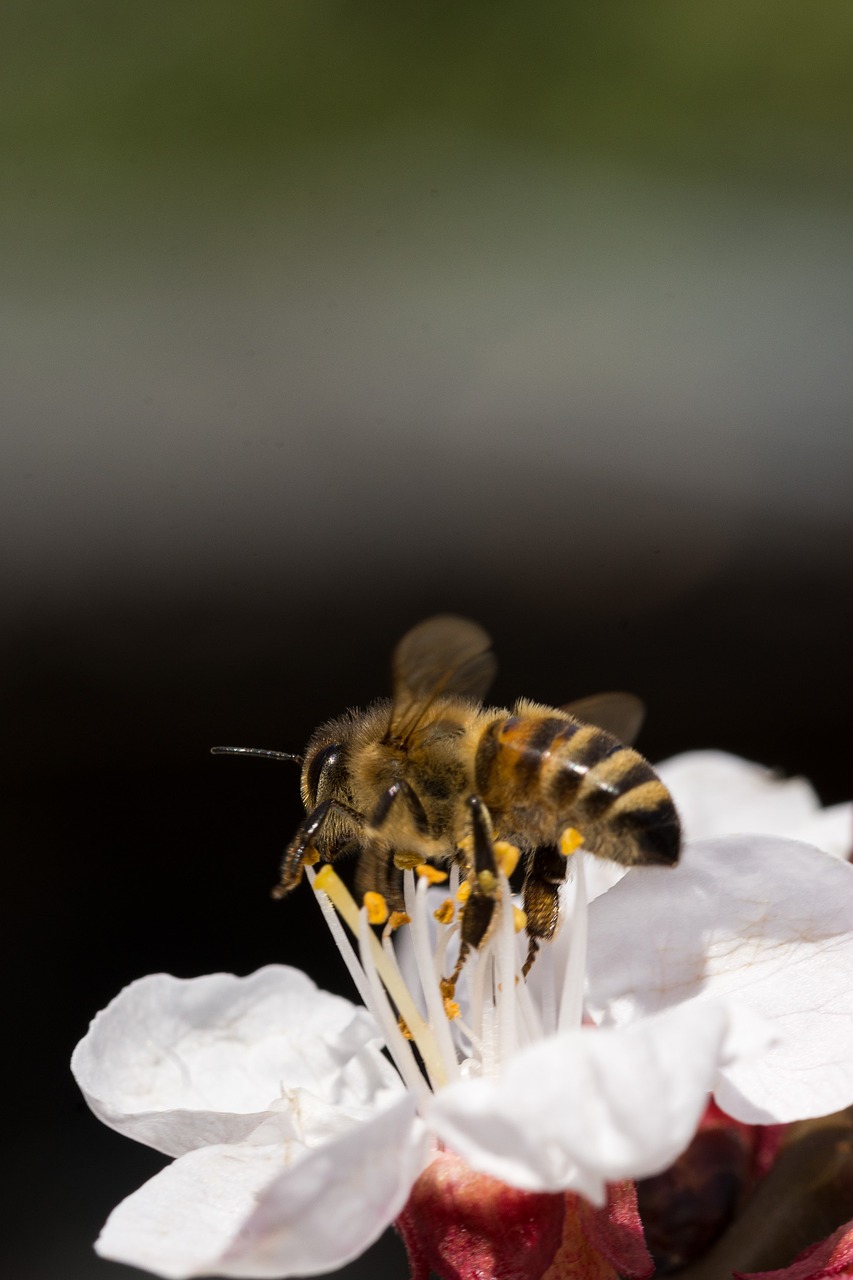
<box><xmin>210</xmin><ymin>746</ymin><xmax>303</xmax><ymax>765</ymax></box>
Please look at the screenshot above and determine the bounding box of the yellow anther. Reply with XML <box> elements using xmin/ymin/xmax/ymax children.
<box><xmin>393</xmin><ymin>851</ymin><xmax>422</xmax><ymax>871</ymax></box>
<box><xmin>416</xmin><ymin>864</ymin><xmax>448</xmax><ymax>885</ymax></box>
<box><xmin>433</xmin><ymin>897</ymin><xmax>455</xmax><ymax>925</ymax></box>
<box><xmin>363</xmin><ymin>891</ymin><xmax>389</xmax><ymax>926</ymax></box>
<box><xmin>560</xmin><ymin>827</ymin><xmax>584</xmax><ymax>857</ymax></box>
<box><xmin>397</xmin><ymin>1016</ymin><xmax>413</xmax><ymax>1040</ymax></box>
<box><xmin>495</xmin><ymin>841</ymin><xmax>521</xmax><ymax>877</ymax></box>
<box><xmin>386</xmin><ymin>910</ymin><xmax>410</xmax><ymax>932</ymax></box>
<box><xmin>456</xmin><ymin>880</ymin><xmax>472</xmax><ymax>904</ymax></box>
<box><xmin>443</xmin><ymin>997</ymin><xmax>461</xmax><ymax>1020</ymax></box>
<box><xmin>477</xmin><ymin>869</ymin><xmax>498</xmax><ymax>896</ymax></box>
<box><xmin>513</xmin><ymin>906</ymin><xmax>528</xmax><ymax>934</ymax></box>
<box><xmin>303</xmin><ymin>847</ymin><xmax>320</xmax><ymax>866</ymax></box>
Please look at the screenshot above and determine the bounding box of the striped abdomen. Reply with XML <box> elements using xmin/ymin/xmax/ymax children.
<box><xmin>474</xmin><ymin>709</ymin><xmax>680</xmax><ymax>868</ymax></box>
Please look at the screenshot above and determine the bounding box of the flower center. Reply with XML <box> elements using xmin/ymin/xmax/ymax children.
<box><xmin>309</xmin><ymin>852</ymin><xmax>591</xmax><ymax>1100</ymax></box>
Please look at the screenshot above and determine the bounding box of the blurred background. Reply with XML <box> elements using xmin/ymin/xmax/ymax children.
<box><xmin>4</xmin><ymin>3</ymin><xmax>852</xmax><ymax>1277</ymax></box>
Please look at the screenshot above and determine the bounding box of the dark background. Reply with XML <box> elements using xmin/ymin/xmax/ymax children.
<box><xmin>4</xmin><ymin>4</ymin><xmax>852</xmax><ymax>1278</ymax></box>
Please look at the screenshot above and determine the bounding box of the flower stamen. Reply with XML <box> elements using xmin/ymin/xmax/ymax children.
<box><xmin>384</xmin><ymin>910</ymin><xmax>410</xmax><ymax>937</ymax></box>
<box><xmin>495</xmin><ymin>840</ymin><xmax>521</xmax><ymax>877</ymax></box>
<box><xmin>313</xmin><ymin>866</ymin><xmax>448</xmax><ymax>1089</ymax></box>
<box><xmin>558</xmin><ymin>850</ymin><xmax>588</xmax><ymax>1031</ymax></box>
<box><xmin>496</xmin><ymin>871</ymin><xmax>519</xmax><ymax>1064</ymax></box>
<box><xmin>363</xmin><ymin>891</ymin><xmax>389</xmax><ymax>925</ymax></box>
<box><xmin>434</xmin><ymin>897</ymin><xmax>455</xmax><ymax>925</ymax></box>
<box><xmin>311</xmin><ymin>847</ymin><xmax>580</xmax><ymax>1093</ymax></box>
<box><xmin>560</xmin><ymin>827</ymin><xmax>584</xmax><ymax>857</ymax></box>
<box><xmin>405</xmin><ymin>872</ymin><xmax>462</xmax><ymax>1078</ymax></box>
<box><xmin>416</xmin><ymin>864</ymin><xmax>448</xmax><ymax>885</ymax></box>
<box><xmin>355</xmin><ymin>903</ymin><xmax>433</xmax><ymax>1097</ymax></box>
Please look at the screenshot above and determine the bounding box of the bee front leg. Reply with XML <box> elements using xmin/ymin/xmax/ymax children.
<box><xmin>273</xmin><ymin>798</ymin><xmax>363</xmax><ymax>899</ymax></box>
<box><xmin>444</xmin><ymin>796</ymin><xmax>500</xmax><ymax>994</ymax></box>
<box><xmin>521</xmin><ymin>845</ymin><xmax>569</xmax><ymax>976</ymax></box>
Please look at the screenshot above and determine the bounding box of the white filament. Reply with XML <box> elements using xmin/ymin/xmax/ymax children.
<box><xmin>356</xmin><ymin>905</ymin><xmax>432</xmax><ymax>1100</ymax></box>
<box><xmin>558</xmin><ymin>851</ymin><xmax>588</xmax><ymax>1032</ymax></box>
<box><xmin>310</xmin><ymin>852</ymin><xmax>587</xmax><ymax>1098</ymax></box>
<box><xmin>409</xmin><ymin>874</ymin><xmax>461</xmax><ymax>1082</ymax></box>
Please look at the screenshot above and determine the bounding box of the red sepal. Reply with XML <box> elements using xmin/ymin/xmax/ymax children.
<box><xmin>396</xmin><ymin>1150</ymin><xmax>652</xmax><ymax>1280</ymax></box>
<box><xmin>736</xmin><ymin>1220</ymin><xmax>853</xmax><ymax>1279</ymax></box>
<box><xmin>396</xmin><ymin>1149</ymin><xmax>565</xmax><ymax>1280</ymax></box>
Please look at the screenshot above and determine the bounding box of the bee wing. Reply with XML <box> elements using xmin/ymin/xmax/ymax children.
<box><xmin>561</xmin><ymin>692</ymin><xmax>646</xmax><ymax>746</ymax></box>
<box><xmin>389</xmin><ymin>614</ymin><xmax>497</xmax><ymax>742</ymax></box>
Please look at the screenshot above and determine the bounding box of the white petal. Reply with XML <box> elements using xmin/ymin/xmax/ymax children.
<box><xmin>72</xmin><ymin>966</ymin><xmax>402</xmax><ymax>1156</ymax></box>
<box><xmin>219</xmin><ymin>1095</ymin><xmax>427</xmax><ymax>1277</ymax></box>
<box><xmin>582</xmin><ymin>856</ymin><xmax>629</xmax><ymax>901</ymax></box>
<box><xmin>656</xmin><ymin>750</ymin><xmax>847</xmax><ymax>854</ymax></box>
<box><xmin>426</xmin><ymin>1000</ymin><xmax>771</xmax><ymax>1203</ymax></box>
<box><xmin>793</xmin><ymin>800</ymin><xmax>853</xmax><ymax>861</ymax></box>
<box><xmin>97</xmin><ymin>1138</ymin><xmax>308</xmax><ymax>1280</ymax></box>
<box><xmin>587</xmin><ymin>835</ymin><xmax>853</xmax><ymax>1122</ymax></box>
<box><xmin>96</xmin><ymin>1094</ymin><xmax>427</xmax><ymax>1279</ymax></box>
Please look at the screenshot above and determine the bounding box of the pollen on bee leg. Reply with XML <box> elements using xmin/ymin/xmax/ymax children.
<box><xmin>494</xmin><ymin>841</ymin><xmax>521</xmax><ymax>877</ymax></box>
<box><xmin>433</xmin><ymin>897</ymin><xmax>455</xmax><ymax>925</ymax></box>
<box><xmin>363</xmin><ymin>891</ymin><xmax>389</xmax><ymax>926</ymax></box>
<box><xmin>397</xmin><ymin>1016</ymin><xmax>413</xmax><ymax>1040</ymax></box>
<box><xmin>477</xmin><ymin>869</ymin><xmax>498</xmax><ymax>895</ymax></box>
<box><xmin>416</xmin><ymin>864</ymin><xmax>448</xmax><ymax>885</ymax></box>
<box><xmin>443</xmin><ymin>996</ymin><xmax>461</xmax><ymax>1020</ymax></box>
<box><xmin>303</xmin><ymin>847</ymin><xmax>321</xmax><ymax>866</ymax></box>
<box><xmin>513</xmin><ymin>906</ymin><xmax>528</xmax><ymax>934</ymax></box>
<box><xmin>456</xmin><ymin>880</ymin><xmax>472</xmax><ymax>904</ymax></box>
<box><xmin>559</xmin><ymin>827</ymin><xmax>584</xmax><ymax>857</ymax></box>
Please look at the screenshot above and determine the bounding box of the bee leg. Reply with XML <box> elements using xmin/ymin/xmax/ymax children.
<box><xmin>354</xmin><ymin>839</ymin><xmax>406</xmax><ymax>913</ymax></box>
<box><xmin>369</xmin><ymin>780</ymin><xmax>430</xmax><ymax>836</ymax></box>
<box><xmin>273</xmin><ymin>798</ymin><xmax>363</xmax><ymax>899</ymax></box>
<box><xmin>521</xmin><ymin>845</ymin><xmax>568</xmax><ymax>977</ymax></box>
<box><xmin>444</xmin><ymin>796</ymin><xmax>499</xmax><ymax>994</ymax></box>
<box><xmin>358</xmin><ymin>782</ymin><xmax>431</xmax><ymax>914</ymax></box>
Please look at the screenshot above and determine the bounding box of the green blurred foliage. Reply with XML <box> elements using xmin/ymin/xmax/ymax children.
<box><xmin>4</xmin><ymin>0</ymin><xmax>853</xmax><ymax>196</ymax></box>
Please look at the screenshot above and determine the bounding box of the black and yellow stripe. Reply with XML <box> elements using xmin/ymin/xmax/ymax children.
<box><xmin>475</xmin><ymin>709</ymin><xmax>680</xmax><ymax>869</ymax></box>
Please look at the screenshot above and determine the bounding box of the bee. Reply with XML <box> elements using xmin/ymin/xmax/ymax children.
<box><xmin>215</xmin><ymin>616</ymin><xmax>680</xmax><ymax>977</ymax></box>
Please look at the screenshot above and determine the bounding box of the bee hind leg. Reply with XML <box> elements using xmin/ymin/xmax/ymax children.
<box><xmin>521</xmin><ymin>845</ymin><xmax>568</xmax><ymax>977</ymax></box>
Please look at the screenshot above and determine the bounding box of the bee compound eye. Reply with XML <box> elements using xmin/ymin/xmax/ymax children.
<box><xmin>306</xmin><ymin>742</ymin><xmax>345</xmax><ymax>804</ymax></box>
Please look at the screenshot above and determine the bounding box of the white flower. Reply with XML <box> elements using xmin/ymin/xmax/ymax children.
<box><xmin>73</xmin><ymin>817</ymin><xmax>853</xmax><ymax>1279</ymax></box>
<box><xmin>73</xmin><ymin>967</ymin><xmax>425</xmax><ymax>1279</ymax></box>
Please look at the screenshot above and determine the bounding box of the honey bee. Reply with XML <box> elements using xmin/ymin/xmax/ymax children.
<box><xmin>216</xmin><ymin>616</ymin><xmax>680</xmax><ymax>976</ymax></box>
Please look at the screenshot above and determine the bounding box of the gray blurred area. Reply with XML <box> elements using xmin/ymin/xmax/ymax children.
<box><xmin>3</xmin><ymin>4</ymin><xmax>852</xmax><ymax>1278</ymax></box>
<box><xmin>6</xmin><ymin>162</ymin><xmax>853</xmax><ymax>600</ymax></box>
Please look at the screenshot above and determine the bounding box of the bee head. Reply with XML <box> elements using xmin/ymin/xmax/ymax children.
<box><xmin>300</xmin><ymin>714</ymin><xmax>354</xmax><ymax>811</ymax></box>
